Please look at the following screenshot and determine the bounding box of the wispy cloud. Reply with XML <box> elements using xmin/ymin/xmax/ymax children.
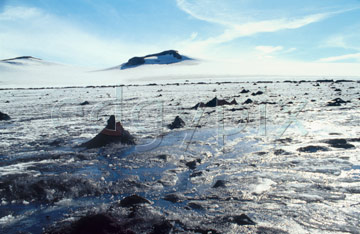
<box><xmin>318</xmin><ymin>53</ymin><xmax>360</xmax><ymax>62</ymax></box>
<box><xmin>177</xmin><ymin>0</ymin><xmax>359</xmax><ymax>58</ymax></box>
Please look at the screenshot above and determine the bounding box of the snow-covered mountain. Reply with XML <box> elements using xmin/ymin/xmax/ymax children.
<box><xmin>111</xmin><ymin>50</ymin><xmax>194</xmax><ymax>70</ymax></box>
<box><xmin>1</xmin><ymin>56</ymin><xmax>50</xmax><ymax>66</ymax></box>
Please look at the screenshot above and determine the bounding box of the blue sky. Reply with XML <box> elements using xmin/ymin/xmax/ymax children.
<box><xmin>1</xmin><ymin>0</ymin><xmax>360</xmax><ymax>68</ymax></box>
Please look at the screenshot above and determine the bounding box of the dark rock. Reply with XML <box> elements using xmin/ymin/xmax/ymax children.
<box><xmin>185</xmin><ymin>160</ymin><xmax>197</xmax><ymax>170</ymax></box>
<box><xmin>1</xmin><ymin>174</ymin><xmax>101</xmax><ymax>202</ymax></box>
<box><xmin>335</xmin><ymin>79</ymin><xmax>354</xmax><ymax>83</ymax></box>
<box><xmin>105</xmin><ymin>115</ymin><xmax>116</xmax><ymax>130</ymax></box>
<box><xmin>224</xmin><ymin>214</ymin><xmax>256</xmax><ymax>225</ymax></box>
<box><xmin>316</xmin><ymin>79</ymin><xmax>334</xmax><ymax>83</ymax></box>
<box><xmin>326</xmin><ymin>98</ymin><xmax>348</xmax><ymax>106</ymax></box>
<box><xmin>81</xmin><ymin>115</ymin><xmax>135</xmax><ymax>148</ymax></box>
<box><xmin>191</xmin><ymin>97</ymin><xmax>238</xmax><ymax>109</ymax></box>
<box><xmin>252</xmin><ymin>91</ymin><xmax>264</xmax><ymax>96</ymax></box>
<box><xmin>190</xmin><ymin>171</ymin><xmax>203</xmax><ymax>178</ymax></box>
<box><xmin>149</xmin><ymin>220</ymin><xmax>173</xmax><ymax>234</ymax></box>
<box><xmin>297</xmin><ymin>145</ymin><xmax>328</xmax><ymax>153</ymax></box>
<box><xmin>240</xmin><ymin>89</ymin><xmax>250</xmax><ymax>93</ymax></box>
<box><xmin>0</xmin><ymin>111</ymin><xmax>11</xmax><ymax>120</ymax></box>
<box><xmin>191</xmin><ymin>102</ymin><xmax>206</xmax><ymax>110</ymax></box>
<box><xmin>121</xmin><ymin>50</ymin><xmax>188</xmax><ymax>69</ymax></box>
<box><xmin>156</xmin><ymin>154</ymin><xmax>168</xmax><ymax>160</ymax></box>
<box><xmin>334</xmin><ymin>88</ymin><xmax>342</xmax><ymax>92</ymax></box>
<box><xmin>126</xmin><ymin>56</ymin><xmax>145</xmax><ymax>66</ymax></box>
<box><xmin>168</xmin><ymin>116</ymin><xmax>185</xmax><ymax>130</ymax></box>
<box><xmin>205</xmin><ymin>97</ymin><xmax>232</xmax><ymax>107</ymax></box>
<box><xmin>163</xmin><ymin>193</ymin><xmax>184</xmax><ymax>203</ymax></box>
<box><xmin>187</xmin><ymin>202</ymin><xmax>204</xmax><ymax>210</ymax></box>
<box><xmin>324</xmin><ymin>139</ymin><xmax>355</xmax><ymax>149</ymax></box>
<box><xmin>119</xmin><ymin>195</ymin><xmax>150</xmax><ymax>207</ymax></box>
<box><xmin>212</xmin><ymin>180</ymin><xmax>227</xmax><ymax>188</ymax></box>
<box><xmin>80</xmin><ymin>101</ymin><xmax>90</xmax><ymax>106</ymax></box>
<box><xmin>243</xmin><ymin>98</ymin><xmax>253</xmax><ymax>104</ymax></box>
<box><xmin>256</xmin><ymin>226</ymin><xmax>289</xmax><ymax>234</ymax></box>
<box><xmin>274</xmin><ymin>149</ymin><xmax>290</xmax><ymax>155</ymax></box>
<box><xmin>69</xmin><ymin>213</ymin><xmax>134</xmax><ymax>234</ymax></box>
<box><xmin>275</xmin><ymin>138</ymin><xmax>292</xmax><ymax>144</ymax></box>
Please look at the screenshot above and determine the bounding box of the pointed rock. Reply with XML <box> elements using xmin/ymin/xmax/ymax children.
<box><xmin>0</xmin><ymin>111</ymin><xmax>10</xmax><ymax>121</ymax></box>
<box><xmin>81</xmin><ymin>115</ymin><xmax>135</xmax><ymax>149</ymax></box>
<box><xmin>168</xmin><ymin>116</ymin><xmax>185</xmax><ymax>130</ymax></box>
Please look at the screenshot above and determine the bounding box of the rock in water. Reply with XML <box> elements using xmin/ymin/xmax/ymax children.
<box><xmin>224</xmin><ymin>214</ymin><xmax>256</xmax><ymax>225</ymax></box>
<box><xmin>212</xmin><ymin>180</ymin><xmax>227</xmax><ymax>188</ymax></box>
<box><xmin>297</xmin><ymin>145</ymin><xmax>328</xmax><ymax>153</ymax></box>
<box><xmin>119</xmin><ymin>195</ymin><xmax>151</xmax><ymax>207</ymax></box>
<box><xmin>0</xmin><ymin>111</ymin><xmax>10</xmax><ymax>120</ymax></box>
<box><xmin>149</xmin><ymin>221</ymin><xmax>173</xmax><ymax>234</ymax></box>
<box><xmin>325</xmin><ymin>139</ymin><xmax>355</xmax><ymax>149</ymax></box>
<box><xmin>168</xmin><ymin>116</ymin><xmax>185</xmax><ymax>130</ymax></box>
<box><xmin>81</xmin><ymin>115</ymin><xmax>135</xmax><ymax>149</ymax></box>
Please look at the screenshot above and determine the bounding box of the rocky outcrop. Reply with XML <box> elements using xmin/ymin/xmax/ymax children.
<box><xmin>191</xmin><ymin>97</ymin><xmax>238</xmax><ymax>109</ymax></box>
<box><xmin>121</xmin><ymin>50</ymin><xmax>190</xmax><ymax>69</ymax></box>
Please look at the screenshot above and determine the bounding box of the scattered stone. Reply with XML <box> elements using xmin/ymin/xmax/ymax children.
<box><xmin>224</xmin><ymin>214</ymin><xmax>256</xmax><ymax>225</ymax></box>
<box><xmin>334</xmin><ymin>88</ymin><xmax>342</xmax><ymax>92</ymax></box>
<box><xmin>243</xmin><ymin>98</ymin><xmax>253</xmax><ymax>104</ymax></box>
<box><xmin>81</xmin><ymin>115</ymin><xmax>135</xmax><ymax>148</ymax></box>
<box><xmin>0</xmin><ymin>111</ymin><xmax>10</xmax><ymax>120</ymax></box>
<box><xmin>297</xmin><ymin>145</ymin><xmax>329</xmax><ymax>153</ymax></box>
<box><xmin>80</xmin><ymin>101</ymin><xmax>90</xmax><ymax>105</ymax></box>
<box><xmin>212</xmin><ymin>180</ymin><xmax>227</xmax><ymax>188</ymax></box>
<box><xmin>191</xmin><ymin>97</ymin><xmax>238</xmax><ymax>109</ymax></box>
<box><xmin>324</xmin><ymin>139</ymin><xmax>355</xmax><ymax>149</ymax></box>
<box><xmin>119</xmin><ymin>195</ymin><xmax>150</xmax><ymax>207</ymax></box>
<box><xmin>185</xmin><ymin>160</ymin><xmax>197</xmax><ymax>170</ymax></box>
<box><xmin>168</xmin><ymin>116</ymin><xmax>185</xmax><ymax>130</ymax></box>
<box><xmin>240</xmin><ymin>89</ymin><xmax>250</xmax><ymax>93</ymax></box>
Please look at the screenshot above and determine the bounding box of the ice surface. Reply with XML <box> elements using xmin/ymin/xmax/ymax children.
<box><xmin>0</xmin><ymin>79</ymin><xmax>360</xmax><ymax>233</ymax></box>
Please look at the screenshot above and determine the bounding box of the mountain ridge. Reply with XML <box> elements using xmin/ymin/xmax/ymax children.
<box><xmin>119</xmin><ymin>50</ymin><xmax>193</xmax><ymax>70</ymax></box>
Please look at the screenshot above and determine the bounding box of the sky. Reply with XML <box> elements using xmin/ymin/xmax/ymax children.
<box><xmin>1</xmin><ymin>0</ymin><xmax>360</xmax><ymax>71</ymax></box>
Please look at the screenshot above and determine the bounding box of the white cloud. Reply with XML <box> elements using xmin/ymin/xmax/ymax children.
<box><xmin>255</xmin><ymin>46</ymin><xmax>283</xmax><ymax>54</ymax></box>
<box><xmin>318</xmin><ymin>53</ymin><xmax>360</xmax><ymax>62</ymax></box>
<box><xmin>0</xmin><ymin>6</ymin><xmax>161</xmax><ymax>68</ymax></box>
<box><xmin>0</xmin><ymin>6</ymin><xmax>42</xmax><ymax>20</ymax></box>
